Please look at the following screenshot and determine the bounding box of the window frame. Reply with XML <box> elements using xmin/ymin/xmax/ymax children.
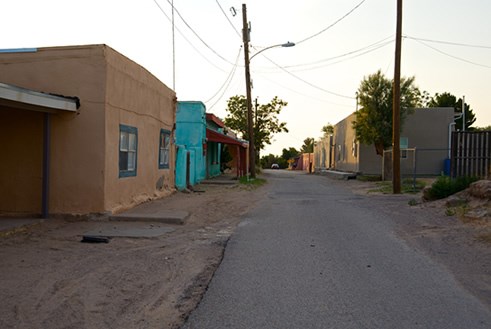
<box><xmin>400</xmin><ymin>137</ymin><xmax>408</xmax><ymax>159</ymax></box>
<box><xmin>119</xmin><ymin>124</ymin><xmax>138</xmax><ymax>178</ymax></box>
<box><xmin>159</xmin><ymin>129</ymin><xmax>171</xmax><ymax>169</ymax></box>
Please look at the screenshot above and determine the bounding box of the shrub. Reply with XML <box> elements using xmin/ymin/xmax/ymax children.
<box><xmin>426</xmin><ymin>176</ymin><xmax>479</xmax><ymax>200</ymax></box>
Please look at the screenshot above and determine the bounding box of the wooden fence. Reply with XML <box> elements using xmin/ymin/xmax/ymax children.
<box><xmin>451</xmin><ymin>131</ymin><xmax>491</xmax><ymax>178</ymax></box>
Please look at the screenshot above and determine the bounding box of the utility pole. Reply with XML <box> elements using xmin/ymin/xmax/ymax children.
<box><xmin>242</xmin><ymin>3</ymin><xmax>256</xmax><ymax>178</ymax></box>
<box><xmin>392</xmin><ymin>0</ymin><xmax>403</xmax><ymax>194</ymax></box>
<box><xmin>171</xmin><ymin>0</ymin><xmax>176</xmax><ymax>90</ymax></box>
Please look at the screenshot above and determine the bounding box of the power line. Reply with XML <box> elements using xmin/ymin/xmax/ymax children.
<box><xmin>206</xmin><ymin>47</ymin><xmax>242</xmax><ymax>110</ymax></box>
<box><xmin>291</xmin><ymin>40</ymin><xmax>393</xmax><ymax>72</ymax></box>
<box><xmin>256</xmin><ymin>71</ymin><xmax>355</xmax><ymax>107</ymax></box>
<box><xmin>151</xmin><ymin>0</ymin><xmax>228</xmax><ymax>73</ymax></box>
<box><xmin>404</xmin><ymin>35</ymin><xmax>491</xmax><ymax>49</ymax></box>
<box><xmin>256</xmin><ymin>51</ymin><xmax>356</xmax><ymax>99</ymax></box>
<box><xmin>410</xmin><ymin>38</ymin><xmax>491</xmax><ymax>69</ymax></box>
<box><xmin>295</xmin><ymin>0</ymin><xmax>367</xmax><ymax>45</ymax></box>
<box><xmin>215</xmin><ymin>0</ymin><xmax>242</xmax><ymax>39</ymax></box>
<box><xmin>164</xmin><ymin>0</ymin><xmax>236</xmax><ymax>66</ymax></box>
<box><xmin>265</xmin><ymin>38</ymin><xmax>393</xmax><ymax>74</ymax></box>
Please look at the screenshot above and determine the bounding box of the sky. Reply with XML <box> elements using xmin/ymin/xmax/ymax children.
<box><xmin>1</xmin><ymin>0</ymin><xmax>490</xmax><ymax>156</ymax></box>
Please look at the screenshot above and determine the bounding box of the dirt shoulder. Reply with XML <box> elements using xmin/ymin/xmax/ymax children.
<box><xmin>0</xmin><ymin>182</ymin><xmax>268</xmax><ymax>329</ymax></box>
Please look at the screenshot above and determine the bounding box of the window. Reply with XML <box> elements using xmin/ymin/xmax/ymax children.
<box><xmin>352</xmin><ymin>139</ymin><xmax>357</xmax><ymax>157</ymax></box>
<box><xmin>119</xmin><ymin>125</ymin><xmax>138</xmax><ymax>177</ymax></box>
<box><xmin>400</xmin><ymin>137</ymin><xmax>408</xmax><ymax>159</ymax></box>
<box><xmin>337</xmin><ymin>144</ymin><xmax>343</xmax><ymax>161</ymax></box>
<box><xmin>159</xmin><ymin>129</ymin><xmax>171</xmax><ymax>169</ymax></box>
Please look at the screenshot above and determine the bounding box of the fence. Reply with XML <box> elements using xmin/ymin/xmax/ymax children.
<box><xmin>451</xmin><ymin>131</ymin><xmax>491</xmax><ymax>178</ymax></box>
<box><xmin>383</xmin><ymin>148</ymin><xmax>450</xmax><ymax>181</ymax></box>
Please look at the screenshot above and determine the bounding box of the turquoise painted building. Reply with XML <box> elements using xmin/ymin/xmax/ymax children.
<box><xmin>175</xmin><ymin>101</ymin><xmax>207</xmax><ymax>190</ymax></box>
<box><xmin>175</xmin><ymin>101</ymin><xmax>249</xmax><ymax>190</ymax></box>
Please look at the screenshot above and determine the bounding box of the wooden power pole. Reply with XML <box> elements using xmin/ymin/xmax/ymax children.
<box><xmin>242</xmin><ymin>3</ymin><xmax>256</xmax><ymax>179</ymax></box>
<box><xmin>392</xmin><ymin>0</ymin><xmax>403</xmax><ymax>194</ymax></box>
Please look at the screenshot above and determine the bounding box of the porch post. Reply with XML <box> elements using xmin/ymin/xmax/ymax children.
<box><xmin>42</xmin><ymin>113</ymin><xmax>51</xmax><ymax>218</ymax></box>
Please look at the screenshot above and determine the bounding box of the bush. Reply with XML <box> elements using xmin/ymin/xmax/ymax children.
<box><xmin>426</xmin><ymin>176</ymin><xmax>479</xmax><ymax>200</ymax></box>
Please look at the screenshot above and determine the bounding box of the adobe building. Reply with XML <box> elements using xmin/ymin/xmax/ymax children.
<box><xmin>0</xmin><ymin>45</ymin><xmax>176</xmax><ymax>218</ymax></box>
<box><xmin>314</xmin><ymin>107</ymin><xmax>455</xmax><ymax>177</ymax></box>
<box><xmin>174</xmin><ymin>101</ymin><xmax>248</xmax><ymax>190</ymax></box>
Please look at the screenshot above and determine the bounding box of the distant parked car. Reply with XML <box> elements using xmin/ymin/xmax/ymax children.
<box><xmin>271</xmin><ymin>163</ymin><xmax>280</xmax><ymax>169</ymax></box>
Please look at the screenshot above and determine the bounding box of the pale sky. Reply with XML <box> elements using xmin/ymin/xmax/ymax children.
<box><xmin>1</xmin><ymin>0</ymin><xmax>490</xmax><ymax>156</ymax></box>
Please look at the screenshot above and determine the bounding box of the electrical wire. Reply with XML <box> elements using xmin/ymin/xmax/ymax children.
<box><xmin>255</xmin><ymin>50</ymin><xmax>356</xmax><ymax>99</ymax></box>
<box><xmin>256</xmin><ymin>71</ymin><xmax>355</xmax><ymax>107</ymax></box>
<box><xmin>215</xmin><ymin>0</ymin><xmax>242</xmax><ymax>39</ymax></box>
<box><xmin>164</xmin><ymin>0</ymin><xmax>237</xmax><ymax>66</ymax></box>
<box><xmin>282</xmin><ymin>36</ymin><xmax>393</xmax><ymax>69</ymax></box>
<box><xmin>404</xmin><ymin>35</ymin><xmax>491</xmax><ymax>49</ymax></box>
<box><xmin>206</xmin><ymin>47</ymin><xmax>242</xmax><ymax>109</ymax></box>
<box><xmin>290</xmin><ymin>40</ymin><xmax>393</xmax><ymax>72</ymax></box>
<box><xmin>295</xmin><ymin>0</ymin><xmax>367</xmax><ymax>45</ymax></box>
<box><xmin>152</xmin><ymin>0</ymin><xmax>228</xmax><ymax>72</ymax></box>
<box><xmin>409</xmin><ymin>38</ymin><xmax>491</xmax><ymax>69</ymax></box>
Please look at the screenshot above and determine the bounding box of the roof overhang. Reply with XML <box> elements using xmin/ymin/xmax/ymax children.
<box><xmin>0</xmin><ymin>83</ymin><xmax>80</xmax><ymax>114</ymax></box>
<box><xmin>206</xmin><ymin>128</ymin><xmax>248</xmax><ymax>148</ymax></box>
<box><xmin>206</xmin><ymin>113</ymin><xmax>225</xmax><ymax>128</ymax></box>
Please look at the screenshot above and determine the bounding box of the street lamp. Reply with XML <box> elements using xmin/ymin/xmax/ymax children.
<box><xmin>242</xmin><ymin>5</ymin><xmax>295</xmax><ymax>179</ymax></box>
<box><xmin>250</xmin><ymin>42</ymin><xmax>296</xmax><ymax>60</ymax></box>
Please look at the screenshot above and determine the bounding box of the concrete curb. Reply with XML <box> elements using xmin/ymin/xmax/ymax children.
<box><xmin>109</xmin><ymin>211</ymin><xmax>190</xmax><ymax>225</ymax></box>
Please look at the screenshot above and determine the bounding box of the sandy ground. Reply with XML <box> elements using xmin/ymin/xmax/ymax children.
<box><xmin>0</xmin><ymin>182</ymin><xmax>267</xmax><ymax>329</ymax></box>
<box><xmin>0</xmin><ymin>175</ymin><xmax>490</xmax><ymax>329</ymax></box>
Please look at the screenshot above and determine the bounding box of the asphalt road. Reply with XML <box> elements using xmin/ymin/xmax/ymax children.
<box><xmin>182</xmin><ymin>170</ymin><xmax>491</xmax><ymax>329</ymax></box>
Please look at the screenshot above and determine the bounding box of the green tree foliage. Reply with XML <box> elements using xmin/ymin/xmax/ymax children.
<box><xmin>428</xmin><ymin>92</ymin><xmax>476</xmax><ymax>130</ymax></box>
<box><xmin>352</xmin><ymin>70</ymin><xmax>421</xmax><ymax>156</ymax></box>
<box><xmin>321</xmin><ymin>123</ymin><xmax>334</xmax><ymax>136</ymax></box>
<box><xmin>301</xmin><ymin>137</ymin><xmax>315</xmax><ymax>153</ymax></box>
<box><xmin>260</xmin><ymin>154</ymin><xmax>288</xmax><ymax>169</ymax></box>
<box><xmin>224</xmin><ymin>95</ymin><xmax>289</xmax><ymax>159</ymax></box>
<box><xmin>281</xmin><ymin>147</ymin><xmax>299</xmax><ymax>162</ymax></box>
<box><xmin>475</xmin><ymin>125</ymin><xmax>491</xmax><ymax>131</ymax></box>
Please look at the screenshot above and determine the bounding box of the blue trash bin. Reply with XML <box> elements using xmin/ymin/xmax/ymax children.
<box><xmin>443</xmin><ymin>158</ymin><xmax>451</xmax><ymax>176</ymax></box>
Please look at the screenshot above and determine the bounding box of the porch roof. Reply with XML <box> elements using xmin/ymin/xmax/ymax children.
<box><xmin>0</xmin><ymin>82</ymin><xmax>80</xmax><ymax>113</ymax></box>
<box><xmin>206</xmin><ymin>128</ymin><xmax>248</xmax><ymax>148</ymax></box>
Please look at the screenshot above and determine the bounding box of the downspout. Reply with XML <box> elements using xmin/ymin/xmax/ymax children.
<box><xmin>42</xmin><ymin>113</ymin><xmax>51</xmax><ymax>219</ymax></box>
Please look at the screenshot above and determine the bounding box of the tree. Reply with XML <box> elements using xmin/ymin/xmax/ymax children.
<box><xmin>428</xmin><ymin>92</ymin><xmax>476</xmax><ymax>130</ymax></box>
<box><xmin>352</xmin><ymin>70</ymin><xmax>421</xmax><ymax>156</ymax></box>
<box><xmin>260</xmin><ymin>153</ymin><xmax>288</xmax><ymax>169</ymax></box>
<box><xmin>321</xmin><ymin>123</ymin><xmax>334</xmax><ymax>136</ymax></box>
<box><xmin>475</xmin><ymin>125</ymin><xmax>491</xmax><ymax>131</ymax></box>
<box><xmin>281</xmin><ymin>147</ymin><xmax>299</xmax><ymax>162</ymax></box>
<box><xmin>224</xmin><ymin>95</ymin><xmax>289</xmax><ymax>160</ymax></box>
<box><xmin>301</xmin><ymin>137</ymin><xmax>315</xmax><ymax>153</ymax></box>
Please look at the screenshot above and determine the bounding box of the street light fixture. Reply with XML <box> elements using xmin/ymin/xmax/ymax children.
<box><xmin>250</xmin><ymin>42</ymin><xmax>296</xmax><ymax>60</ymax></box>
<box><xmin>242</xmin><ymin>5</ymin><xmax>295</xmax><ymax>179</ymax></box>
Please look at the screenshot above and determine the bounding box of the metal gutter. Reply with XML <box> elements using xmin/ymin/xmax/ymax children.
<box><xmin>0</xmin><ymin>83</ymin><xmax>79</xmax><ymax>112</ymax></box>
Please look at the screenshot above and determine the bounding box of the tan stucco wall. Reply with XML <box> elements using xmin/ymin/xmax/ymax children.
<box><xmin>0</xmin><ymin>45</ymin><xmax>176</xmax><ymax>216</ymax></box>
<box><xmin>0</xmin><ymin>46</ymin><xmax>107</xmax><ymax>214</ymax></box>
<box><xmin>330</xmin><ymin>107</ymin><xmax>455</xmax><ymax>176</ymax></box>
<box><xmin>400</xmin><ymin>107</ymin><xmax>454</xmax><ymax>175</ymax></box>
<box><xmin>314</xmin><ymin>136</ymin><xmax>331</xmax><ymax>171</ymax></box>
<box><xmin>103</xmin><ymin>47</ymin><xmax>176</xmax><ymax>213</ymax></box>
<box><xmin>333</xmin><ymin>113</ymin><xmax>360</xmax><ymax>173</ymax></box>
